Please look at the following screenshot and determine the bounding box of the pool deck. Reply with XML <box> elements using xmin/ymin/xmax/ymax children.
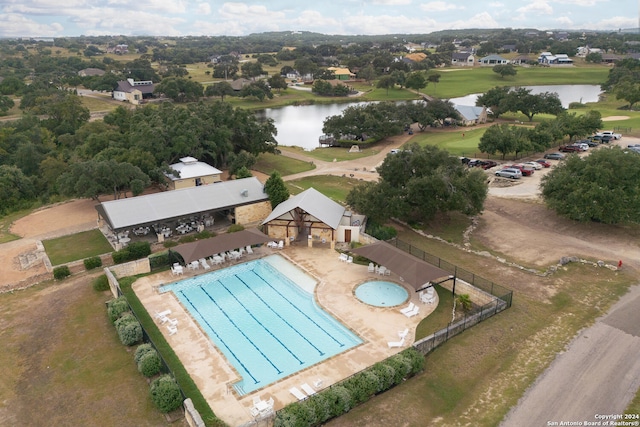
<box><xmin>132</xmin><ymin>244</ymin><xmax>438</xmax><ymax>426</ymax></box>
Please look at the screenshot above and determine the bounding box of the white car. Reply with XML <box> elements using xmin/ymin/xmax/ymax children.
<box><xmin>597</xmin><ymin>131</ymin><xmax>622</xmax><ymax>140</ymax></box>
<box><xmin>521</xmin><ymin>161</ymin><xmax>543</xmax><ymax>170</ymax></box>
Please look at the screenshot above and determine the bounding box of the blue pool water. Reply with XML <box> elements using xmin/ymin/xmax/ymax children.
<box><xmin>161</xmin><ymin>255</ymin><xmax>362</xmax><ymax>395</ymax></box>
<box><xmin>355</xmin><ymin>281</ymin><xmax>409</xmax><ymax>307</ymax></box>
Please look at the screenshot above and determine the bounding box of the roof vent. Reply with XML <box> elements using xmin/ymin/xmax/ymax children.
<box><xmin>241</xmin><ymin>189</ymin><xmax>249</xmax><ymax>197</ymax></box>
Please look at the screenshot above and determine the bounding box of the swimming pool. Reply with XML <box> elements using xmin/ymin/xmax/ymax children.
<box><xmin>355</xmin><ymin>281</ymin><xmax>408</xmax><ymax>307</ymax></box>
<box><xmin>161</xmin><ymin>255</ymin><xmax>362</xmax><ymax>395</ymax></box>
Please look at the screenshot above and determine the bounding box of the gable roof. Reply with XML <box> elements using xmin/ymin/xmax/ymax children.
<box><xmin>167</xmin><ymin>156</ymin><xmax>222</xmax><ymax>181</ymax></box>
<box><xmin>262</xmin><ymin>187</ymin><xmax>345</xmax><ymax>230</ymax></box>
<box><xmin>172</xmin><ymin>228</ymin><xmax>272</xmax><ymax>264</ymax></box>
<box><xmin>479</xmin><ymin>54</ymin><xmax>508</xmax><ymax>62</ymax></box>
<box><xmin>452</xmin><ymin>52</ymin><xmax>473</xmax><ymax>61</ymax></box>
<box><xmin>96</xmin><ymin>177</ymin><xmax>267</xmax><ymax>230</ymax></box>
<box><xmin>454</xmin><ymin>105</ymin><xmax>485</xmax><ymax>121</ymax></box>
<box><xmin>114</xmin><ymin>79</ymin><xmax>154</xmax><ymax>94</ymax></box>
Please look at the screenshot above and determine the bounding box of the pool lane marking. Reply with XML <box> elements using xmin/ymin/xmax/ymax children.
<box><xmin>234</xmin><ymin>274</ymin><xmax>320</xmax><ymax>358</ymax></box>
<box><xmin>202</xmin><ymin>284</ymin><xmax>283</xmax><ymax>376</ymax></box>
<box><xmin>178</xmin><ymin>290</ymin><xmax>261</xmax><ymax>385</ymax></box>
<box><xmin>250</xmin><ymin>268</ymin><xmax>346</xmax><ymax>347</ymax></box>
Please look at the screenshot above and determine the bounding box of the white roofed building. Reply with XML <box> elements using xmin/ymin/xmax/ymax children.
<box><xmin>165</xmin><ymin>156</ymin><xmax>222</xmax><ymax>190</ymax></box>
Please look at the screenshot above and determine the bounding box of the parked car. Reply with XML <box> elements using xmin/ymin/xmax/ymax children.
<box><xmin>585</xmin><ymin>140</ymin><xmax>599</xmax><ymax>147</ymax></box>
<box><xmin>590</xmin><ymin>135</ymin><xmax>612</xmax><ymax>143</ymax></box>
<box><xmin>521</xmin><ymin>161</ymin><xmax>543</xmax><ymax>170</ymax></box>
<box><xmin>544</xmin><ymin>152</ymin><xmax>565</xmax><ymax>160</ymax></box>
<box><xmin>535</xmin><ymin>159</ymin><xmax>552</xmax><ymax>167</ymax></box>
<box><xmin>495</xmin><ymin>168</ymin><xmax>522</xmax><ymax>179</ymax></box>
<box><xmin>559</xmin><ymin>145</ymin><xmax>582</xmax><ymax>153</ymax></box>
<box><xmin>506</xmin><ymin>164</ymin><xmax>534</xmax><ymax>176</ymax></box>
<box><xmin>473</xmin><ymin>160</ymin><xmax>498</xmax><ymax>170</ymax></box>
<box><xmin>596</xmin><ymin>130</ymin><xmax>622</xmax><ymax>140</ymax></box>
<box><xmin>571</xmin><ymin>142</ymin><xmax>589</xmax><ymax>151</ymax></box>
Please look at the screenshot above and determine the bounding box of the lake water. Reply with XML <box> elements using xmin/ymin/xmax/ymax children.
<box><xmin>260</xmin><ymin>85</ymin><xmax>602</xmax><ymax>151</ymax></box>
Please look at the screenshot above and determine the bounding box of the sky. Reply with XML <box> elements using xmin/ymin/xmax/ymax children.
<box><xmin>0</xmin><ymin>0</ymin><xmax>637</xmax><ymax>38</ymax></box>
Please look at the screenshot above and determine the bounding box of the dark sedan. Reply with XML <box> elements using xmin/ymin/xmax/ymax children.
<box><xmin>544</xmin><ymin>152</ymin><xmax>566</xmax><ymax>160</ymax></box>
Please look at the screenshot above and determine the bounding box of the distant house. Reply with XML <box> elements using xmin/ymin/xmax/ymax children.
<box><xmin>326</xmin><ymin>67</ymin><xmax>356</xmax><ymax>81</ymax></box>
<box><xmin>78</xmin><ymin>68</ymin><xmax>106</xmax><ymax>77</ymax></box>
<box><xmin>453</xmin><ymin>105</ymin><xmax>488</xmax><ymax>126</ymax></box>
<box><xmin>113</xmin><ymin>78</ymin><xmax>154</xmax><ymax>104</ymax></box>
<box><xmin>165</xmin><ymin>156</ymin><xmax>222</xmax><ymax>190</ymax></box>
<box><xmin>451</xmin><ymin>52</ymin><xmax>475</xmax><ymax>67</ymax></box>
<box><xmin>478</xmin><ymin>55</ymin><xmax>509</xmax><ymax>66</ymax></box>
<box><xmin>538</xmin><ymin>52</ymin><xmax>573</xmax><ymax>66</ymax></box>
<box><xmin>501</xmin><ymin>44</ymin><xmax>517</xmax><ymax>53</ymax></box>
<box><xmin>229</xmin><ymin>78</ymin><xmax>253</xmax><ymax>91</ymax></box>
<box><xmin>511</xmin><ymin>55</ymin><xmax>535</xmax><ymax>66</ymax></box>
<box><xmin>404</xmin><ymin>52</ymin><xmax>427</xmax><ymax>63</ymax></box>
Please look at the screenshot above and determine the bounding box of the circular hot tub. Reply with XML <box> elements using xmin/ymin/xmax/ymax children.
<box><xmin>355</xmin><ymin>281</ymin><xmax>408</xmax><ymax>307</ymax></box>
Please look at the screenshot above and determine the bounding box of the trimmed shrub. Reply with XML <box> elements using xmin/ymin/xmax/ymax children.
<box><xmin>227</xmin><ymin>224</ymin><xmax>245</xmax><ymax>233</ymax></box>
<box><xmin>150</xmin><ymin>374</ymin><xmax>183</xmax><ymax>413</ymax></box>
<box><xmin>366</xmin><ymin>221</ymin><xmax>397</xmax><ymax>241</ymax></box>
<box><xmin>138</xmin><ymin>351</ymin><xmax>163</xmax><ymax>377</ymax></box>
<box><xmin>400</xmin><ymin>347</ymin><xmax>425</xmax><ymax>376</ymax></box>
<box><xmin>195</xmin><ymin>230</ymin><xmax>214</xmax><ymax>239</ymax></box>
<box><xmin>53</xmin><ymin>265</ymin><xmax>71</xmax><ymax>280</ymax></box>
<box><xmin>386</xmin><ymin>353</ymin><xmax>413</xmax><ymax>385</ymax></box>
<box><xmin>127</xmin><ymin>241</ymin><xmax>151</xmax><ymax>259</ymax></box>
<box><xmin>149</xmin><ymin>251</ymin><xmax>170</xmax><ymax>270</ymax></box>
<box><xmin>178</xmin><ymin>235</ymin><xmax>196</xmax><ymax>244</ymax></box>
<box><xmin>116</xmin><ymin>314</ymin><xmax>142</xmax><ymax>346</ymax></box>
<box><xmin>134</xmin><ymin>343</ymin><xmax>156</xmax><ymax>364</ymax></box>
<box><xmin>106</xmin><ymin>296</ymin><xmax>129</xmax><ymax>323</ymax></box>
<box><xmin>92</xmin><ymin>274</ymin><xmax>110</xmax><ymax>292</ymax></box>
<box><xmin>83</xmin><ymin>256</ymin><xmax>102</xmax><ymax>270</ymax></box>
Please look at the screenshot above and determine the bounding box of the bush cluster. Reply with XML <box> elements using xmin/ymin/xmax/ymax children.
<box><xmin>148</xmin><ymin>251</ymin><xmax>170</xmax><ymax>270</ymax></box>
<box><xmin>365</xmin><ymin>221</ymin><xmax>397</xmax><ymax>241</ymax></box>
<box><xmin>53</xmin><ymin>265</ymin><xmax>71</xmax><ymax>280</ymax></box>
<box><xmin>106</xmin><ymin>296</ymin><xmax>129</xmax><ymax>323</ymax></box>
<box><xmin>92</xmin><ymin>274</ymin><xmax>110</xmax><ymax>291</ymax></box>
<box><xmin>115</xmin><ymin>312</ymin><xmax>143</xmax><ymax>346</ymax></box>
<box><xmin>83</xmin><ymin>256</ymin><xmax>103</xmax><ymax>270</ymax></box>
<box><xmin>274</xmin><ymin>348</ymin><xmax>424</xmax><ymax>427</ymax></box>
<box><xmin>137</xmin><ymin>348</ymin><xmax>163</xmax><ymax>377</ymax></box>
<box><xmin>227</xmin><ymin>224</ymin><xmax>245</xmax><ymax>233</ymax></box>
<box><xmin>150</xmin><ymin>374</ymin><xmax>183</xmax><ymax>413</ymax></box>
<box><xmin>112</xmin><ymin>241</ymin><xmax>151</xmax><ymax>264</ymax></box>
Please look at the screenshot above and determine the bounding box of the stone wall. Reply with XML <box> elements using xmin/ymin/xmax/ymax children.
<box><xmin>183</xmin><ymin>399</ymin><xmax>205</xmax><ymax>427</ymax></box>
<box><xmin>235</xmin><ymin>201</ymin><xmax>271</xmax><ymax>226</ymax></box>
<box><xmin>109</xmin><ymin>258</ymin><xmax>151</xmax><ymax>280</ymax></box>
<box><xmin>437</xmin><ymin>277</ymin><xmax>496</xmax><ymax>307</ymax></box>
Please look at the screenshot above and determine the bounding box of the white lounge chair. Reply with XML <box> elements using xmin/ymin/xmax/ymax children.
<box><xmin>368</xmin><ymin>262</ymin><xmax>375</xmax><ymax>273</ymax></box>
<box><xmin>403</xmin><ymin>306</ymin><xmax>420</xmax><ymax>318</ymax></box>
<box><xmin>167</xmin><ymin>325</ymin><xmax>178</xmax><ymax>335</ymax></box>
<box><xmin>250</xmin><ymin>407</ymin><xmax>260</xmax><ymax>417</ymax></box>
<box><xmin>199</xmin><ymin>258</ymin><xmax>211</xmax><ymax>270</ymax></box>
<box><xmin>338</xmin><ymin>253</ymin><xmax>348</xmax><ymax>262</ymax></box>
<box><xmin>388</xmin><ymin>337</ymin><xmax>405</xmax><ymax>348</ymax></box>
<box><xmin>400</xmin><ymin>302</ymin><xmax>416</xmax><ymax>315</ymax></box>
<box><xmin>300</xmin><ymin>383</ymin><xmax>316</xmax><ymax>396</ymax></box>
<box><xmin>378</xmin><ymin>266</ymin><xmax>387</xmax><ymax>275</ymax></box>
<box><xmin>313</xmin><ymin>379</ymin><xmax>323</xmax><ymax>389</ymax></box>
<box><xmin>246</xmin><ymin>245</ymin><xmax>254</xmax><ymax>254</ymax></box>
<box><xmin>347</xmin><ymin>256</ymin><xmax>353</xmax><ymax>264</ymax></box>
<box><xmin>277</xmin><ymin>240</ymin><xmax>284</xmax><ymax>249</ymax></box>
<box><xmin>172</xmin><ymin>265</ymin><xmax>184</xmax><ymax>275</ymax></box>
<box><xmin>289</xmin><ymin>387</ymin><xmax>307</xmax><ymax>401</ymax></box>
<box><xmin>154</xmin><ymin>309</ymin><xmax>171</xmax><ymax>319</ymax></box>
<box><xmin>398</xmin><ymin>328</ymin><xmax>409</xmax><ymax>339</ymax></box>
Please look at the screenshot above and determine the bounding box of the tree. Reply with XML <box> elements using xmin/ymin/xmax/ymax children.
<box><xmin>154</xmin><ymin>77</ymin><xmax>203</xmax><ymax>103</ymax></box>
<box><xmin>479</xmin><ymin>124</ymin><xmax>530</xmax><ymax>159</ymax></box>
<box><xmin>268</xmin><ymin>74</ymin><xmax>288</xmax><ymax>92</ymax></box>
<box><xmin>0</xmin><ymin>95</ymin><xmax>14</xmax><ymax>115</ymax></box>
<box><xmin>204</xmin><ymin>81</ymin><xmax>234</xmax><ymax>101</ymax></box>
<box><xmin>541</xmin><ymin>147</ymin><xmax>640</xmax><ymax>224</ymax></box>
<box><xmin>390</xmin><ymin>70</ymin><xmax>406</xmax><ymax>88</ymax></box>
<box><xmin>239</xmin><ymin>80</ymin><xmax>273</xmax><ymax>101</ymax></box>
<box><xmin>502</xmin><ymin>88</ymin><xmax>564</xmax><ymax>122</ymax></box>
<box><xmin>427</xmin><ymin>73</ymin><xmax>441</xmax><ymax>95</ymax></box>
<box><xmin>492</xmin><ymin>64</ymin><xmax>517</xmax><ymax>79</ymax></box>
<box><xmin>614</xmin><ymin>78</ymin><xmax>640</xmax><ymax>109</ymax></box>
<box><xmin>376</xmin><ymin>76</ymin><xmax>395</xmax><ymax>95</ymax></box>
<box><xmin>585</xmin><ymin>52</ymin><xmax>603</xmax><ymax>63</ymax></box>
<box><xmin>347</xmin><ymin>143</ymin><xmax>488</xmax><ymax>223</ymax></box>
<box><xmin>241</xmin><ymin>62</ymin><xmax>265</xmax><ymax>80</ymax></box>
<box><xmin>30</xmin><ymin>92</ymin><xmax>90</xmax><ymax>135</ymax></box>
<box><xmin>264</xmin><ymin>171</ymin><xmax>289</xmax><ymax>208</ymax></box>
<box><xmin>227</xmin><ymin>150</ymin><xmax>256</xmax><ymax>177</ymax></box>
<box><xmin>0</xmin><ymin>165</ymin><xmax>35</xmax><ymax>214</ymax></box>
<box><xmin>405</xmin><ymin>72</ymin><xmax>427</xmax><ymax>94</ymax></box>
<box><xmin>358</xmin><ymin>65</ymin><xmax>376</xmax><ymax>83</ymax></box>
<box><xmin>476</xmin><ymin>86</ymin><xmax>510</xmax><ymax>119</ymax></box>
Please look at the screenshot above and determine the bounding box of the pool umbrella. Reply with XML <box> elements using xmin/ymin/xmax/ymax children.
<box><xmin>351</xmin><ymin>241</ymin><xmax>452</xmax><ymax>292</ymax></box>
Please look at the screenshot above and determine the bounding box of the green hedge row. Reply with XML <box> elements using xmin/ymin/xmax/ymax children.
<box><xmin>106</xmin><ymin>296</ymin><xmax>143</xmax><ymax>346</ymax></box>
<box><xmin>83</xmin><ymin>256</ymin><xmax>102</xmax><ymax>270</ymax></box>
<box><xmin>112</xmin><ymin>241</ymin><xmax>151</xmax><ymax>264</ymax></box>
<box><xmin>274</xmin><ymin>348</ymin><xmax>424</xmax><ymax>427</ymax></box>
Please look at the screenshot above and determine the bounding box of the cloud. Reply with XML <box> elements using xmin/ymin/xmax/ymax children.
<box><xmin>372</xmin><ymin>0</ymin><xmax>412</xmax><ymax>5</ymax></box>
<box><xmin>196</xmin><ymin>2</ymin><xmax>211</xmax><ymax>15</ymax></box>
<box><xmin>292</xmin><ymin>10</ymin><xmax>340</xmax><ymax>31</ymax></box>
<box><xmin>420</xmin><ymin>1</ymin><xmax>465</xmax><ymax>12</ymax></box>
<box><xmin>516</xmin><ymin>1</ymin><xmax>553</xmax><ymax>16</ymax></box>
<box><xmin>0</xmin><ymin>13</ymin><xmax>64</xmax><ymax>37</ymax></box>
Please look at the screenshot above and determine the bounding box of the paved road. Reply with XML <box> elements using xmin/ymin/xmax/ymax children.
<box><xmin>501</xmin><ymin>283</ymin><xmax>640</xmax><ymax>427</ymax></box>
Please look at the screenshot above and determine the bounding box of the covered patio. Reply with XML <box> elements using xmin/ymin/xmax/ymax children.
<box><xmin>351</xmin><ymin>241</ymin><xmax>454</xmax><ymax>293</ymax></box>
<box><xmin>171</xmin><ymin>228</ymin><xmax>273</xmax><ymax>264</ymax></box>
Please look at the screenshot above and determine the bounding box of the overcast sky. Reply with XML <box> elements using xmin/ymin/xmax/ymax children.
<box><xmin>0</xmin><ymin>0</ymin><xmax>637</xmax><ymax>38</ymax></box>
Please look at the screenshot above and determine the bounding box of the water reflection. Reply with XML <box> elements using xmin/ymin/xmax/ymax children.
<box><xmin>260</xmin><ymin>85</ymin><xmax>602</xmax><ymax>151</ymax></box>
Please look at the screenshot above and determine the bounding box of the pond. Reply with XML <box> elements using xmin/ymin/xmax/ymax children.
<box><xmin>259</xmin><ymin>85</ymin><xmax>602</xmax><ymax>151</ymax></box>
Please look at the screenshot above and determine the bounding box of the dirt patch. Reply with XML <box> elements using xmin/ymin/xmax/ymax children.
<box><xmin>10</xmin><ymin>199</ymin><xmax>100</xmax><ymax>240</ymax></box>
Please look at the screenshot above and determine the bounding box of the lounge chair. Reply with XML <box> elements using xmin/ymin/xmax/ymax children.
<box><xmin>398</xmin><ymin>328</ymin><xmax>409</xmax><ymax>339</ymax></box>
<box><xmin>199</xmin><ymin>258</ymin><xmax>211</xmax><ymax>269</ymax></box>
<box><xmin>378</xmin><ymin>266</ymin><xmax>387</xmax><ymax>275</ymax></box>
<box><xmin>289</xmin><ymin>387</ymin><xmax>307</xmax><ymax>401</ymax></box>
<box><xmin>300</xmin><ymin>383</ymin><xmax>316</xmax><ymax>396</ymax></box>
<box><xmin>400</xmin><ymin>302</ymin><xmax>415</xmax><ymax>315</ymax></box>
<box><xmin>250</xmin><ymin>407</ymin><xmax>260</xmax><ymax>417</ymax></box>
<box><xmin>277</xmin><ymin>240</ymin><xmax>284</xmax><ymax>249</ymax></box>
<box><xmin>252</xmin><ymin>396</ymin><xmax>263</xmax><ymax>406</ymax></box>
<box><xmin>403</xmin><ymin>306</ymin><xmax>420</xmax><ymax>318</ymax></box>
<box><xmin>154</xmin><ymin>309</ymin><xmax>171</xmax><ymax>319</ymax></box>
<box><xmin>313</xmin><ymin>379</ymin><xmax>323</xmax><ymax>389</ymax></box>
<box><xmin>167</xmin><ymin>325</ymin><xmax>178</xmax><ymax>335</ymax></box>
<box><xmin>368</xmin><ymin>262</ymin><xmax>375</xmax><ymax>273</ymax></box>
<box><xmin>388</xmin><ymin>337</ymin><xmax>405</xmax><ymax>348</ymax></box>
<box><xmin>246</xmin><ymin>245</ymin><xmax>254</xmax><ymax>254</ymax></box>
<box><xmin>347</xmin><ymin>256</ymin><xmax>353</xmax><ymax>264</ymax></box>
<box><xmin>338</xmin><ymin>253</ymin><xmax>349</xmax><ymax>262</ymax></box>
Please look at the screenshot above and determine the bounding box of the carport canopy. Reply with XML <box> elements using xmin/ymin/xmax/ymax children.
<box><xmin>352</xmin><ymin>241</ymin><xmax>452</xmax><ymax>292</ymax></box>
<box><xmin>172</xmin><ymin>228</ymin><xmax>272</xmax><ymax>264</ymax></box>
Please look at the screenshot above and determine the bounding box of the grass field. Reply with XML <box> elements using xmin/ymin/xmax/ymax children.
<box><xmin>254</xmin><ymin>151</ymin><xmax>316</xmax><ymax>176</ymax></box>
<box><xmin>43</xmin><ymin>229</ymin><xmax>113</xmax><ymax>265</ymax></box>
<box><xmin>286</xmin><ymin>174</ymin><xmax>362</xmax><ymax>201</ymax></box>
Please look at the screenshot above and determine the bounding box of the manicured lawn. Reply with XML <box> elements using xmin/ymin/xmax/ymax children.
<box><xmin>254</xmin><ymin>152</ymin><xmax>316</xmax><ymax>176</ymax></box>
<box><xmin>286</xmin><ymin>175</ymin><xmax>362</xmax><ymax>202</ymax></box>
<box><xmin>280</xmin><ymin>145</ymin><xmax>381</xmax><ymax>162</ymax></box>
<box><xmin>43</xmin><ymin>229</ymin><xmax>113</xmax><ymax>265</ymax></box>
